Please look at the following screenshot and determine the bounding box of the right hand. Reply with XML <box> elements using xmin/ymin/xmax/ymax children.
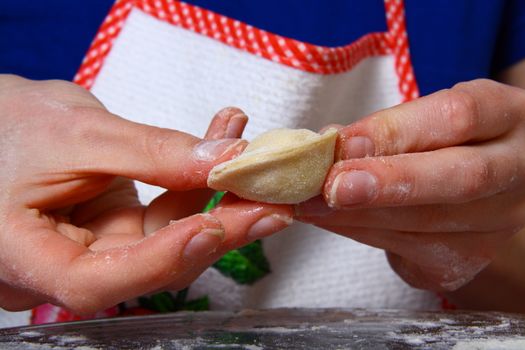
<box><xmin>0</xmin><ymin>75</ymin><xmax>293</xmax><ymax>314</ymax></box>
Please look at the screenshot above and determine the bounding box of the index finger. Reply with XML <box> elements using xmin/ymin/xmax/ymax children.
<box><xmin>47</xmin><ymin>108</ymin><xmax>247</xmax><ymax>192</ymax></box>
<box><xmin>338</xmin><ymin>79</ymin><xmax>524</xmax><ymax>159</ymax></box>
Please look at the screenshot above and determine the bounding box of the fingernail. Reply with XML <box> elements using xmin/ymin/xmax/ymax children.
<box><xmin>183</xmin><ymin>228</ymin><xmax>224</xmax><ymax>259</ymax></box>
<box><xmin>342</xmin><ymin>137</ymin><xmax>374</xmax><ymax>159</ymax></box>
<box><xmin>329</xmin><ymin>171</ymin><xmax>377</xmax><ymax>207</ymax></box>
<box><xmin>225</xmin><ymin>113</ymin><xmax>247</xmax><ymax>138</ymax></box>
<box><xmin>246</xmin><ymin>215</ymin><xmax>293</xmax><ymax>241</ymax></box>
<box><xmin>295</xmin><ymin>196</ymin><xmax>334</xmax><ymax>218</ymax></box>
<box><xmin>192</xmin><ymin>139</ymin><xmax>245</xmax><ymax>161</ymax></box>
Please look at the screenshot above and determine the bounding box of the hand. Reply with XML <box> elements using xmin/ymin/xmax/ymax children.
<box><xmin>0</xmin><ymin>75</ymin><xmax>293</xmax><ymax>313</ymax></box>
<box><xmin>297</xmin><ymin>79</ymin><xmax>525</xmax><ymax>292</ymax></box>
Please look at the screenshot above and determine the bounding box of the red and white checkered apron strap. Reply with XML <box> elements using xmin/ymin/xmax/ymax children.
<box><xmin>75</xmin><ymin>0</ymin><xmax>419</xmax><ymax>102</ymax></box>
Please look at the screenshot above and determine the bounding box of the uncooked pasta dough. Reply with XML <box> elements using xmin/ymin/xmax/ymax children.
<box><xmin>207</xmin><ymin>128</ymin><xmax>337</xmax><ymax>204</ymax></box>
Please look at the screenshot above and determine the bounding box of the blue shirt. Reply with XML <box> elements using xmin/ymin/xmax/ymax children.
<box><xmin>1</xmin><ymin>0</ymin><xmax>524</xmax><ymax>96</ymax></box>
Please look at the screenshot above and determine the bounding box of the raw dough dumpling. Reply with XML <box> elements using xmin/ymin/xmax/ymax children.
<box><xmin>207</xmin><ymin>128</ymin><xmax>337</xmax><ymax>204</ymax></box>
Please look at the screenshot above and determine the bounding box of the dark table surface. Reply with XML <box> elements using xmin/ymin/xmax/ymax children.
<box><xmin>1</xmin><ymin>308</ymin><xmax>524</xmax><ymax>349</ymax></box>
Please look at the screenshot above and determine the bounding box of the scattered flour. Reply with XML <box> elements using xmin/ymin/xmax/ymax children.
<box><xmin>452</xmin><ymin>339</ymin><xmax>525</xmax><ymax>350</ymax></box>
<box><xmin>251</xmin><ymin>326</ymin><xmax>303</xmax><ymax>333</ymax></box>
<box><xmin>48</xmin><ymin>334</ymin><xmax>87</xmax><ymax>344</ymax></box>
<box><xmin>18</xmin><ymin>331</ymin><xmax>43</xmax><ymax>337</ymax></box>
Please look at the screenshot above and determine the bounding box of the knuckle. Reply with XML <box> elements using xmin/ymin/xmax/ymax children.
<box><xmin>143</xmin><ymin>128</ymin><xmax>173</xmax><ymax>173</ymax></box>
<box><xmin>439</xmin><ymin>87</ymin><xmax>480</xmax><ymax>140</ymax></box>
<box><xmin>460</xmin><ymin>153</ymin><xmax>491</xmax><ymax>201</ymax></box>
<box><xmin>41</xmin><ymin>79</ymin><xmax>95</xmax><ymax>101</ymax></box>
<box><xmin>60</xmin><ymin>108</ymin><xmax>100</xmax><ymax>137</ymax></box>
<box><xmin>41</xmin><ymin>79</ymin><xmax>74</xmax><ymax>91</ymax></box>
<box><xmin>462</xmin><ymin>78</ymin><xmax>495</xmax><ymax>90</ymax></box>
<box><xmin>384</xmin><ymin>167</ymin><xmax>415</xmax><ymax>205</ymax></box>
<box><xmin>0</xmin><ymin>74</ymin><xmax>27</xmax><ymax>93</ymax></box>
<box><xmin>387</xmin><ymin>181</ymin><xmax>414</xmax><ymax>205</ymax></box>
<box><xmin>374</xmin><ymin>114</ymin><xmax>401</xmax><ymax>154</ymax></box>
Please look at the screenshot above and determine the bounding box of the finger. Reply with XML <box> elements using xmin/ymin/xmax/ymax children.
<box><xmin>142</xmin><ymin>107</ymin><xmax>248</xmax><ymax>235</ymax></box>
<box><xmin>31</xmin><ymin>213</ymin><xmax>98</xmax><ymax>246</ymax></box>
<box><xmin>323</xmin><ymin>142</ymin><xmax>520</xmax><ymax>208</ymax></box>
<box><xmin>81</xmin><ymin>201</ymin><xmax>291</xmax><ymax>304</ymax></box>
<box><xmin>81</xmin><ymin>206</ymin><xmax>146</xmax><ymax>251</ymax></box>
<box><xmin>209</xmin><ymin>200</ymin><xmax>293</xmax><ymax>248</ymax></box>
<box><xmin>58</xmin><ymin>108</ymin><xmax>247</xmax><ymax>190</ymax></box>
<box><xmin>205</xmin><ymin>107</ymin><xmax>248</xmax><ymax>139</ymax></box>
<box><xmin>163</xmin><ymin>200</ymin><xmax>294</xmax><ymax>291</ymax></box>
<box><xmin>71</xmin><ymin>177</ymin><xmax>140</xmax><ymax>226</ymax></box>
<box><xmin>143</xmin><ymin>190</ymin><xmax>216</xmax><ymax>235</ymax></box>
<box><xmin>56</xmin><ymin>222</ymin><xmax>97</xmax><ymax>246</ymax></box>
<box><xmin>338</xmin><ymin>79</ymin><xmax>524</xmax><ymax>159</ymax></box>
<box><xmin>296</xmin><ymin>194</ymin><xmax>525</xmax><ymax>233</ymax></box>
<box><xmin>58</xmin><ymin>213</ymin><xmax>226</xmax><ymax>314</ymax></box>
<box><xmin>316</xmin><ymin>225</ymin><xmax>512</xmax><ymax>291</ymax></box>
<box><xmin>70</xmin><ymin>105</ymin><xmax>248</xmax><ymax>240</ymax></box>
<box><xmin>3</xmin><ymin>209</ymin><xmax>225</xmax><ymax>314</ymax></box>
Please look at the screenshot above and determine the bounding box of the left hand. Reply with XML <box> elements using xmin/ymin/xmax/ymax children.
<box><xmin>296</xmin><ymin>79</ymin><xmax>525</xmax><ymax>292</ymax></box>
<box><xmin>0</xmin><ymin>75</ymin><xmax>293</xmax><ymax>314</ymax></box>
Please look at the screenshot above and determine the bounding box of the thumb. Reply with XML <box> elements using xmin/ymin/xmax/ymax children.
<box><xmin>61</xmin><ymin>213</ymin><xmax>225</xmax><ymax>314</ymax></box>
<box><xmin>67</xmin><ymin>110</ymin><xmax>247</xmax><ymax>190</ymax></box>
